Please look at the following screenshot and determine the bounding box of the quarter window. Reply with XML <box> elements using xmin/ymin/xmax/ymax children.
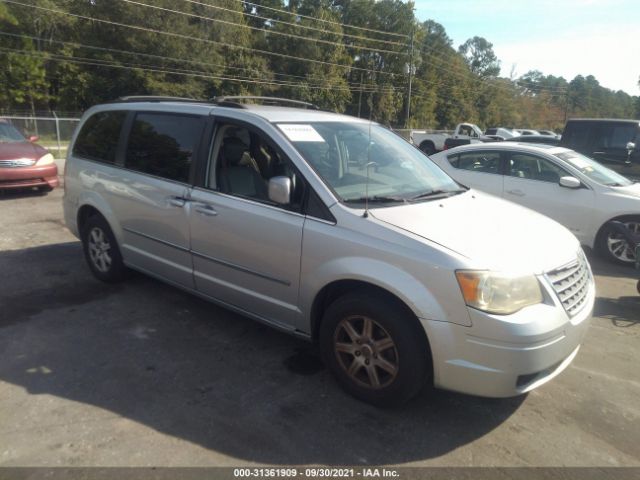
<box><xmin>125</xmin><ymin>112</ymin><xmax>204</xmax><ymax>183</ymax></box>
<box><xmin>73</xmin><ymin>111</ymin><xmax>126</xmax><ymax>164</ymax></box>
<box><xmin>508</xmin><ymin>153</ymin><xmax>566</xmax><ymax>183</ymax></box>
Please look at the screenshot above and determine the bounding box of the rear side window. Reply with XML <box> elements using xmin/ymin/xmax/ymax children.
<box><xmin>451</xmin><ymin>151</ymin><xmax>502</xmax><ymax>174</ymax></box>
<box><xmin>73</xmin><ymin>111</ymin><xmax>126</xmax><ymax>164</ymax></box>
<box><xmin>125</xmin><ymin>112</ymin><xmax>204</xmax><ymax>183</ymax></box>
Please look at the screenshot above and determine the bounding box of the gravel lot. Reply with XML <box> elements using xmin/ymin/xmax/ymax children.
<box><xmin>0</xmin><ymin>185</ymin><xmax>639</xmax><ymax>467</ymax></box>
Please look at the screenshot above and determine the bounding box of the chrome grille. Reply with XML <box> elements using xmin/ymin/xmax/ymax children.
<box><xmin>0</xmin><ymin>159</ymin><xmax>35</xmax><ymax>167</ymax></box>
<box><xmin>546</xmin><ymin>253</ymin><xmax>591</xmax><ymax>317</ymax></box>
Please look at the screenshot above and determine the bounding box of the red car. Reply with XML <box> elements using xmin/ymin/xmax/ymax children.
<box><xmin>0</xmin><ymin>120</ymin><xmax>59</xmax><ymax>192</ymax></box>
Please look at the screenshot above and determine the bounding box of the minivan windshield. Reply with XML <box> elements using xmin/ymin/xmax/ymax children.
<box><xmin>554</xmin><ymin>150</ymin><xmax>633</xmax><ymax>186</ymax></box>
<box><xmin>0</xmin><ymin>123</ymin><xmax>26</xmax><ymax>143</ymax></box>
<box><xmin>277</xmin><ymin>122</ymin><xmax>462</xmax><ymax>204</ymax></box>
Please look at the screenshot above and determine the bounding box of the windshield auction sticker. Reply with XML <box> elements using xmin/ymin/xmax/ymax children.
<box><xmin>278</xmin><ymin>124</ymin><xmax>325</xmax><ymax>142</ymax></box>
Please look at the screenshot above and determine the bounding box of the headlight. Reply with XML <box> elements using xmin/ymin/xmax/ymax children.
<box><xmin>35</xmin><ymin>153</ymin><xmax>54</xmax><ymax>166</ymax></box>
<box><xmin>455</xmin><ymin>270</ymin><xmax>543</xmax><ymax>315</ymax></box>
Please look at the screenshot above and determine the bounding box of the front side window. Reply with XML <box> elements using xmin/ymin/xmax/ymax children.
<box><xmin>209</xmin><ymin>123</ymin><xmax>304</xmax><ymax>211</ymax></box>
<box><xmin>609</xmin><ymin>124</ymin><xmax>639</xmax><ymax>149</ymax></box>
<box><xmin>73</xmin><ymin>111</ymin><xmax>126</xmax><ymax>164</ymax></box>
<box><xmin>451</xmin><ymin>151</ymin><xmax>502</xmax><ymax>174</ymax></box>
<box><xmin>508</xmin><ymin>153</ymin><xmax>567</xmax><ymax>183</ymax></box>
<box><xmin>277</xmin><ymin>122</ymin><xmax>461</xmax><ymax>205</ymax></box>
<box><xmin>125</xmin><ymin>112</ymin><xmax>204</xmax><ymax>183</ymax></box>
<box><xmin>554</xmin><ymin>150</ymin><xmax>632</xmax><ymax>186</ymax></box>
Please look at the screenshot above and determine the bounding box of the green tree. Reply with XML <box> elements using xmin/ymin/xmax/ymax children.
<box><xmin>457</xmin><ymin>36</ymin><xmax>500</xmax><ymax>78</ymax></box>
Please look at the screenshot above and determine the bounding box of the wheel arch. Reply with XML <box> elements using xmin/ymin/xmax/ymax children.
<box><xmin>419</xmin><ymin>140</ymin><xmax>436</xmax><ymax>154</ymax></box>
<box><xmin>594</xmin><ymin>213</ymin><xmax>640</xmax><ymax>248</ymax></box>
<box><xmin>309</xmin><ymin>279</ymin><xmax>430</xmax><ymax>351</ymax></box>
<box><xmin>75</xmin><ymin>193</ymin><xmax>123</xmax><ymax>245</ymax></box>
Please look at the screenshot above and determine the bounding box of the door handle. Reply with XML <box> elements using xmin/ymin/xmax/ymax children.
<box><xmin>168</xmin><ymin>196</ymin><xmax>187</xmax><ymax>207</ymax></box>
<box><xmin>506</xmin><ymin>189</ymin><xmax>525</xmax><ymax>197</ymax></box>
<box><xmin>592</xmin><ymin>151</ymin><xmax>605</xmax><ymax>155</ymax></box>
<box><xmin>194</xmin><ymin>204</ymin><xmax>218</xmax><ymax>216</ymax></box>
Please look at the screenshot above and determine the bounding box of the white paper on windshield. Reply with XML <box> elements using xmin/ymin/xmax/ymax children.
<box><xmin>278</xmin><ymin>124</ymin><xmax>325</xmax><ymax>142</ymax></box>
<box><xmin>565</xmin><ymin>156</ymin><xmax>591</xmax><ymax>170</ymax></box>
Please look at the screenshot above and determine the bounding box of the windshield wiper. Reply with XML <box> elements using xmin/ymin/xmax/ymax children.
<box><xmin>409</xmin><ymin>189</ymin><xmax>466</xmax><ymax>201</ymax></box>
<box><xmin>343</xmin><ymin>195</ymin><xmax>407</xmax><ymax>204</ymax></box>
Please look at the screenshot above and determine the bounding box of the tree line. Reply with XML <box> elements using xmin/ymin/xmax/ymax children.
<box><xmin>1</xmin><ymin>0</ymin><xmax>639</xmax><ymax>131</ymax></box>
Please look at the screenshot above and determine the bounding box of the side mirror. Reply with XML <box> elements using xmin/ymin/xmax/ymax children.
<box><xmin>626</xmin><ymin>142</ymin><xmax>636</xmax><ymax>152</ymax></box>
<box><xmin>268</xmin><ymin>176</ymin><xmax>291</xmax><ymax>205</ymax></box>
<box><xmin>28</xmin><ymin>135</ymin><xmax>39</xmax><ymax>143</ymax></box>
<box><xmin>559</xmin><ymin>176</ymin><xmax>581</xmax><ymax>189</ymax></box>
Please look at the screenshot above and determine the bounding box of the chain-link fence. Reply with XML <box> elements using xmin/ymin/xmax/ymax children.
<box><xmin>1</xmin><ymin>113</ymin><xmax>81</xmax><ymax>159</ymax></box>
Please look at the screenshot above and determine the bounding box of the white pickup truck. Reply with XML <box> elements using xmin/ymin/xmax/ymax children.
<box><xmin>410</xmin><ymin>123</ymin><xmax>495</xmax><ymax>155</ymax></box>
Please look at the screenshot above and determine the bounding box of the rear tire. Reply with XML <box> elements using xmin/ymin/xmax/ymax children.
<box><xmin>319</xmin><ymin>292</ymin><xmax>430</xmax><ymax>407</ymax></box>
<box><xmin>81</xmin><ymin>215</ymin><xmax>128</xmax><ymax>283</ymax></box>
<box><xmin>419</xmin><ymin>141</ymin><xmax>436</xmax><ymax>156</ymax></box>
<box><xmin>597</xmin><ymin>216</ymin><xmax>640</xmax><ymax>266</ymax></box>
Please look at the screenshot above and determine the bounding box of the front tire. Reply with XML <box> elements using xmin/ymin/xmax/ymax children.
<box><xmin>597</xmin><ymin>217</ymin><xmax>640</xmax><ymax>265</ymax></box>
<box><xmin>81</xmin><ymin>215</ymin><xmax>127</xmax><ymax>283</ymax></box>
<box><xmin>319</xmin><ymin>292</ymin><xmax>430</xmax><ymax>407</ymax></box>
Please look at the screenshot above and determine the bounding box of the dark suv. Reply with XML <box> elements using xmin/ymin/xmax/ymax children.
<box><xmin>560</xmin><ymin>119</ymin><xmax>640</xmax><ymax>179</ymax></box>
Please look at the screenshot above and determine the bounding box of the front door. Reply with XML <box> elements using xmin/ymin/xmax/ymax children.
<box><xmin>503</xmin><ymin>152</ymin><xmax>596</xmax><ymax>244</ymax></box>
<box><xmin>189</xmin><ymin>121</ymin><xmax>305</xmax><ymax>328</ymax></box>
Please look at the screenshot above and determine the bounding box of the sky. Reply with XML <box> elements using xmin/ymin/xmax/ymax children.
<box><xmin>413</xmin><ymin>0</ymin><xmax>640</xmax><ymax>95</ymax></box>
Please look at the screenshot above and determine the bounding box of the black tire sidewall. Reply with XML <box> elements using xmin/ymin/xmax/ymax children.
<box><xmin>81</xmin><ymin>215</ymin><xmax>127</xmax><ymax>283</ymax></box>
<box><xmin>420</xmin><ymin>142</ymin><xmax>435</xmax><ymax>156</ymax></box>
<box><xmin>319</xmin><ymin>293</ymin><xmax>430</xmax><ymax>407</ymax></box>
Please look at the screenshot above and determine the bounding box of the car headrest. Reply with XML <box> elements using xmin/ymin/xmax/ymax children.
<box><xmin>222</xmin><ymin>137</ymin><xmax>249</xmax><ymax>166</ymax></box>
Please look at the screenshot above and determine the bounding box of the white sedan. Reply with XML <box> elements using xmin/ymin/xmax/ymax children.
<box><xmin>430</xmin><ymin>143</ymin><xmax>640</xmax><ymax>264</ymax></box>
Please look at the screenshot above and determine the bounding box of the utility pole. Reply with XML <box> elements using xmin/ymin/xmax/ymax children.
<box><xmin>405</xmin><ymin>26</ymin><xmax>415</xmax><ymax>128</ymax></box>
<box><xmin>357</xmin><ymin>72</ymin><xmax>364</xmax><ymax>118</ymax></box>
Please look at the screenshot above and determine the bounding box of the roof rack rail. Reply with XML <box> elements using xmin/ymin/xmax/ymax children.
<box><xmin>114</xmin><ymin>96</ymin><xmax>210</xmax><ymax>104</ymax></box>
<box><xmin>211</xmin><ymin>96</ymin><xmax>320</xmax><ymax>110</ymax></box>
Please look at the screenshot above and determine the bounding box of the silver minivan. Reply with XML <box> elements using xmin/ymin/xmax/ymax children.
<box><xmin>64</xmin><ymin>96</ymin><xmax>595</xmax><ymax>406</ymax></box>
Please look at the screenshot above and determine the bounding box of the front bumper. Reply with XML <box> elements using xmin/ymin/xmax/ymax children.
<box><xmin>0</xmin><ymin>164</ymin><xmax>59</xmax><ymax>189</ymax></box>
<box><xmin>423</xmin><ymin>281</ymin><xmax>594</xmax><ymax>398</ymax></box>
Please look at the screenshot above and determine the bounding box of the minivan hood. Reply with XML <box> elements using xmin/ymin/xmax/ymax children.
<box><xmin>371</xmin><ymin>191</ymin><xmax>579</xmax><ymax>274</ymax></box>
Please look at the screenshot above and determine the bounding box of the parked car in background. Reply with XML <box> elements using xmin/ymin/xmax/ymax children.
<box><xmin>516</xmin><ymin>129</ymin><xmax>540</xmax><ymax>136</ymax></box>
<box><xmin>431</xmin><ymin>143</ymin><xmax>640</xmax><ymax>265</ymax></box>
<box><xmin>538</xmin><ymin>130</ymin><xmax>560</xmax><ymax>138</ymax></box>
<box><xmin>64</xmin><ymin>96</ymin><xmax>593</xmax><ymax>406</ymax></box>
<box><xmin>560</xmin><ymin>118</ymin><xmax>640</xmax><ymax>180</ymax></box>
<box><xmin>0</xmin><ymin>119</ymin><xmax>58</xmax><ymax>192</ymax></box>
<box><xmin>410</xmin><ymin>122</ymin><xmax>496</xmax><ymax>155</ymax></box>
<box><xmin>504</xmin><ymin>135</ymin><xmax>561</xmax><ymax>146</ymax></box>
<box><xmin>485</xmin><ymin>127</ymin><xmax>520</xmax><ymax>139</ymax></box>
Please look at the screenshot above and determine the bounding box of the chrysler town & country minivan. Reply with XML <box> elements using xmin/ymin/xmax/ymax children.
<box><xmin>63</xmin><ymin>97</ymin><xmax>594</xmax><ymax>406</ymax></box>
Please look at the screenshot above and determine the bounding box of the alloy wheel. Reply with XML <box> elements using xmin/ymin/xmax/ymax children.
<box><xmin>607</xmin><ymin>221</ymin><xmax>640</xmax><ymax>263</ymax></box>
<box><xmin>87</xmin><ymin>226</ymin><xmax>113</xmax><ymax>273</ymax></box>
<box><xmin>333</xmin><ymin>315</ymin><xmax>399</xmax><ymax>389</ymax></box>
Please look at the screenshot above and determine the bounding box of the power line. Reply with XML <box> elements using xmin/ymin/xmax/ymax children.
<box><xmin>2</xmin><ymin>0</ymin><xmax>405</xmax><ymax>78</ymax></box>
<box><xmin>0</xmin><ymin>31</ymin><xmax>409</xmax><ymax>93</ymax></box>
<box><xmin>177</xmin><ymin>0</ymin><xmax>408</xmax><ymax>48</ymax></box>
<box><xmin>120</xmin><ymin>0</ymin><xmax>408</xmax><ymax>56</ymax></box>
<box><xmin>232</xmin><ymin>0</ymin><xmax>410</xmax><ymax>39</ymax></box>
<box><xmin>0</xmin><ymin>46</ymin><xmax>407</xmax><ymax>94</ymax></box>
